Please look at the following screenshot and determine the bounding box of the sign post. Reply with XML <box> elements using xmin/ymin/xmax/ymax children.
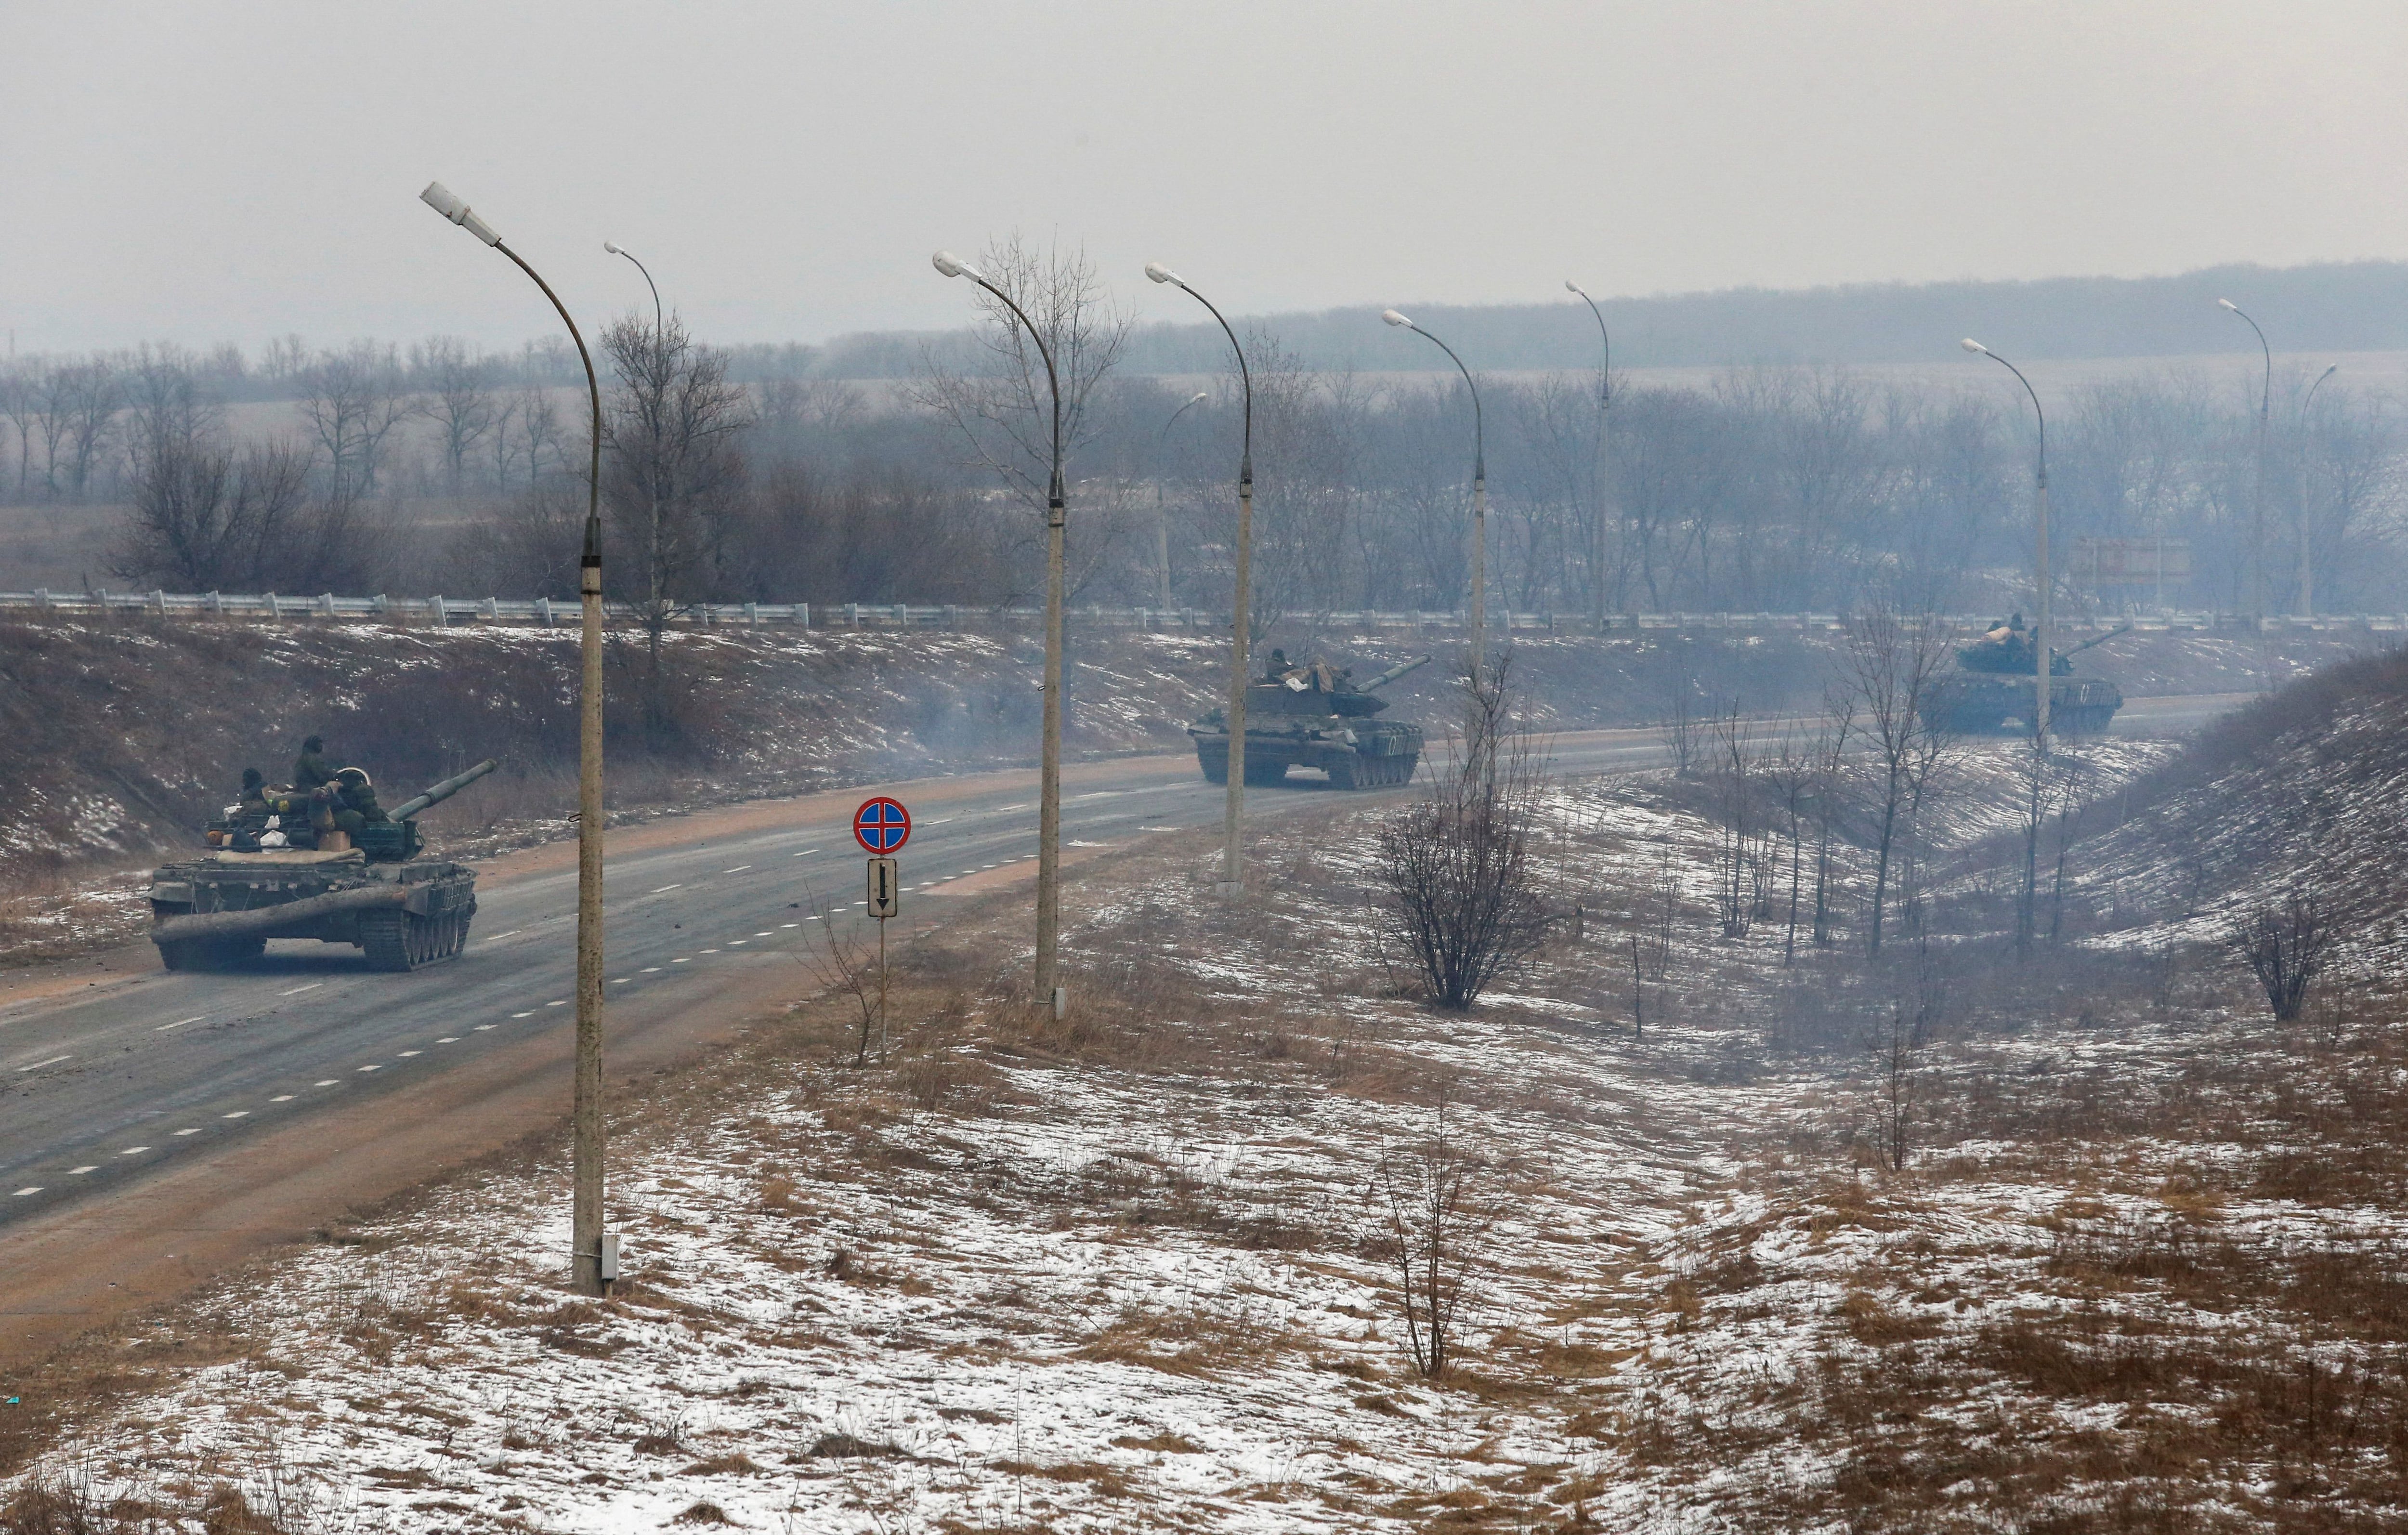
<box><xmin>853</xmin><ymin>799</ymin><xmax>911</xmax><ymax>1061</ymax></box>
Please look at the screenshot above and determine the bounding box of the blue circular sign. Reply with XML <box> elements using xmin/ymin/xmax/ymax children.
<box><xmin>854</xmin><ymin>797</ymin><xmax>911</xmax><ymax>853</ymax></box>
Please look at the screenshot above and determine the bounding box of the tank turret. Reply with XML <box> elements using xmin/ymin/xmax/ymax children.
<box><xmin>1190</xmin><ymin>654</ymin><xmax>1431</xmax><ymax>788</ymax></box>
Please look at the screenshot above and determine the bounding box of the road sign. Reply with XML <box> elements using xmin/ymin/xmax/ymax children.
<box><xmin>854</xmin><ymin>797</ymin><xmax>911</xmax><ymax>853</ymax></box>
<box><xmin>867</xmin><ymin>856</ymin><xmax>900</xmax><ymax>918</ymax></box>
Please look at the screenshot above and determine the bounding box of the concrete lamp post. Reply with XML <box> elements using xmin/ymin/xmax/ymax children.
<box><xmin>1962</xmin><ymin>337</ymin><xmax>2053</xmax><ymax>752</ymax></box>
<box><xmin>1565</xmin><ymin>280</ymin><xmax>1613</xmax><ymax>631</ymax></box>
<box><xmin>2298</xmin><ymin>364</ymin><xmax>2338</xmax><ymax>617</ymax></box>
<box><xmin>2220</xmin><ymin>298</ymin><xmax>2274</xmax><ymax>625</ymax></box>
<box><xmin>1145</xmin><ymin>262</ymin><xmax>1255</xmax><ymax>897</ymax></box>
<box><xmin>421</xmin><ymin>181</ymin><xmax>613</xmax><ymax>1297</ymax></box>
<box><xmin>931</xmin><ymin>250</ymin><xmax>1068</xmax><ymax>1007</ymax></box>
<box><xmin>1384</xmin><ymin>309</ymin><xmax>1488</xmax><ymax>682</ymax></box>
<box><xmin>603</xmin><ymin>240</ymin><xmax>662</xmax><ymax>339</ymax></box>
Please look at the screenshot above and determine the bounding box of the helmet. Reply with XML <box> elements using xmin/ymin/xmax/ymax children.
<box><xmin>336</xmin><ymin>766</ymin><xmax>372</xmax><ymax>787</ymax></box>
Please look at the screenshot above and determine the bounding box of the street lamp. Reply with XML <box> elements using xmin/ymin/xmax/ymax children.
<box><xmin>1962</xmin><ymin>338</ymin><xmax>2053</xmax><ymax>751</ymax></box>
<box><xmin>603</xmin><ymin>240</ymin><xmax>662</xmax><ymax>340</ymax></box>
<box><xmin>1147</xmin><ymin>262</ymin><xmax>1256</xmax><ymax>895</ymax></box>
<box><xmin>2220</xmin><ymin>298</ymin><xmax>2273</xmax><ymax>624</ymax></box>
<box><xmin>1565</xmin><ymin>280</ymin><xmax>1612</xmax><ymax>631</ymax></box>
<box><xmin>1155</xmin><ymin>390</ymin><xmax>1209</xmax><ymax>611</ymax></box>
<box><xmin>932</xmin><ymin>249</ymin><xmax>1067</xmax><ymax>1003</ymax></box>
<box><xmin>1384</xmin><ymin>309</ymin><xmax>1488</xmax><ymax>680</ymax></box>
<box><xmin>421</xmin><ymin>181</ymin><xmax>612</xmax><ymax>1296</ymax></box>
<box><xmin>2298</xmin><ymin>363</ymin><xmax>2339</xmax><ymax>617</ymax></box>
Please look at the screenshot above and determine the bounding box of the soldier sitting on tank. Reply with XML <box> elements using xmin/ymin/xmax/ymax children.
<box><xmin>293</xmin><ymin>735</ymin><xmax>336</xmax><ymax>792</ymax></box>
<box><xmin>1264</xmin><ymin>647</ymin><xmax>1291</xmax><ymax>681</ymax></box>
<box><xmin>329</xmin><ymin>767</ymin><xmax>389</xmax><ymax>840</ymax></box>
<box><xmin>235</xmin><ymin>767</ymin><xmax>270</xmax><ymax>818</ymax></box>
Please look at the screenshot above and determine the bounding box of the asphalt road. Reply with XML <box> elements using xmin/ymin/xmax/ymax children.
<box><xmin>0</xmin><ymin>690</ymin><xmax>2247</xmax><ymax>1241</ymax></box>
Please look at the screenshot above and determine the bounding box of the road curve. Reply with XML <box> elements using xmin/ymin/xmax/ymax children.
<box><xmin>0</xmin><ymin>691</ymin><xmax>2244</xmax><ymax>1360</ymax></box>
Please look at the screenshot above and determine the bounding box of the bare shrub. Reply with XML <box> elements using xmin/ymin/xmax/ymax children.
<box><xmin>1373</xmin><ymin>656</ymin><xmax>1551</xmax><ymax>1010</ymax></box>
<box><xmin>2229</xmin><ymin>886</ymin><xmax>2338</xmax><ymax>1023</ymax></box>
<box><xmin>1838</xmin><ymin>604</ymin><xmax>1956</xmax><ymax>958</ymax></box>
<box><xmin>1365</xmin><ymin>1102</ymin><xmax>1490</xmax><ymax>1378</ymax></box>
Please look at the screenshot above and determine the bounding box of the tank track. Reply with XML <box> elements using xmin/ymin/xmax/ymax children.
<box><xmin>359</xmin><ymin>906</ymin><xmax>473</xmax><ymax>972</ymax></box>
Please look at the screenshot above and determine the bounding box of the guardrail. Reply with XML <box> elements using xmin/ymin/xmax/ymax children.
<box><xmin>1</xmin><ymin>587</ymin><xmax>2400</xmax><ymax>637</ymax></box>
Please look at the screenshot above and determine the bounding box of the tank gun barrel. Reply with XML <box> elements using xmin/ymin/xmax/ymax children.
<box><xmin>2060</xmin><ymin>624</ymin><xmax>2134</xmax><ymax>659</ymax></box>
<box><xmin>1360</xmin><ymin>655</ymin><xmax>1433</xmax><ymax>692</ymax></box>
<box><xmin>390</xmin><ymin>759</ymin><xmax>499</xmax><ymax>821</ymax></box>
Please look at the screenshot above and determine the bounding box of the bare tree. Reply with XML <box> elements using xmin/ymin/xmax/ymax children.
<box><xmin>413</xmin><ymin>336</ymin><xmax>500</xmax><ymax>493</ymax></box>
<box><xmin>111</xmin><ymin>437</ymin><xmax>347</xmax><ymax>591</ymax></box>
<box><xmin>599</xmin><ymin>312</ymin><xmax>752</xmax><ymax>737</ymax></box>
<box><xmin>911</xmin><ymin>233</ymin><xmax>1132</xmax><ymax>600</ymax></box>
<box><xmin>1839</xmin><ymin>605</ymin><xmax>1957</xmax><ymax>957</ymax></box>
<box><xmin>1708</xmin><ymin>700</ymin><xmax>1776</xmax><ymax>939</ymax></box>
<box><xmin>1869</xmin><ymin>1000</ymin><xmax>1916</xmax><ymax>1172</ymax></box>
<box><xmin>2229</xmin><ymin>887</ymin><xmax>2338</xmax><ymax>1023</ymax></box>
<box><xmin>297</xmin><ymin>341</ymin><xmax>414</xmax><ymax>499</ymax></box>
<box><xmin>1366</xmin><ymin>1098</ymin><xmax>1488</xmax><ymax>1379</ymax></box>
<box><xmin>1374</xmin><ymin>656</ymin><xmax>1552</xmax><ymax>1010</ymax></box>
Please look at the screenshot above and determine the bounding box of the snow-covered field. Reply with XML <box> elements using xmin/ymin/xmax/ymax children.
<box><xmin>13</xmin><ymin>736</ymin><xmax>2408</xmax><ymax>1532</ymax></box>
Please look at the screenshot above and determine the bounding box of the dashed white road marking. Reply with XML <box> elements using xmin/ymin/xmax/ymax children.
<box><xmin>927</xmin><ymin>817</ymin><xmax>957</xmax><ymax>825</ymax></box>
<box><xmin>640</xmin><ymin>967</ymin><xmax>661</xmax><ymax>973</ymax></box>
<box><xmin>790</xmin><ymin>849</ymin><xmax>820</xmax><ymax>857</ymax></box>
<box><xmin>68</xmin><ymin>1167</ymin><xmax>98</xmax><ymax>1176</ymax></box>
<box><xmin>314</xmin><ymin>1079</ymin><xmax>338</xmax><ymax>1087</ymax></box>
<box><xmin>723</xmin><ymin>865</ymin><xmax>752</xmax><ymax>873</ymax></box>
<box><xmin>727</xmin><ymin>941</ymin><xmax>747</xmax><ymax>946</ymax></box>
<box><xmin>157</xmin><ymin>1016</ymin><xmax>205</xmax><ymax>1031</ymax></box>
<box><xmin>15</xmin><ymin>1055</ymin><xmax>70</xmax><ymax>1073</ymax></box>
<box><xmin>484</xmin><ymin>931</ymin><xmax>522</xmax><ymax>942</ymax></box>
<box><xmin>780</xmin><ymin>923</ymin><xmax>799</xmax><ymax>929</ymax></box>
<box><xmin>120</xmin><ymin>1146</ymin><xmax>149</xmax><ymax>1155</ymax></box>
<box><xmin>11</xmin><ymin>1188</ymin><xmax>39</xmax><ymax>1197</ymax></box>
<box><xmin>546</xmin><ymin>999</ymin><xmax>567</xmax><ymax>1007</ymax></box>
<box><xmin>280</xmin><ymin>983</ymin><xmax>322</xmax><ymax>996</ymax></box>
<box><xmin>512</xmin><ymin>1010</ymin><xmax>534</xmax><ymax>1018</ymax></box>
<box><xmin>174</xmin><ymin>1128</ymin><xmax>200</xmax><ymax>1136</ymax></box>
<box><xmin>610</xmin><ymin>977</ymin><xmax>631</xmax><ymax>984</ymax></box>
<box><xmin>473</xmin><ymin>1024</ymin><xmax>496</xmax><ymax>1032</ymax></box>
<box><xmin>701</xmin><ymin>947</ymin><xmax>720</xmax><ymax>953</ymax></box>
<box><xmin>670</xmin><ymin>957</ymin><xmax>690</xmax><ymax>964</ymax></box>
<box><xmin>753</xmin><ymin>931</ymin><xmax>772</xmax><ymax>937</ymax></box>
<box><xmin>651</xmin><ymin>884</ymin><xmax>682</xmax><ymax>893</ymax></box>
<box><xmin>435</xmin><ymin>1036</ymin><xmax>459</xmax><ymax>1044</ymax></box>
<box><xmin>222</xmin><ymin>1111</ymin><xmax>249</xmax><ymax>1119</ymax></box>
<box><xmin>270</xmin><ymin>1094</ymin><xmax>294</xmax><ymax>1102</ymax></box>
<box><xmin>356</xmin><ymin>1065</ymin><xmax>381</xmax><ymax>1073</ymax></box>
<box><xmin>396</xmin><ymin>1050</ymin><xmax>422</xmax><ymax>1058</ymax></box>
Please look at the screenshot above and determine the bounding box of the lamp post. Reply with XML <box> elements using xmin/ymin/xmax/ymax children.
<box><xmin>1156</xmin><ymin>389</ymin><xmax>1210</xmax><ymax>612</ymax></box>
<box><xmin>2219</xmin><ymin>298</ymin><xmax>2273</xmax><ymax>625</ymax></box>
<box><xmin>603</xmin><ymin>240</ymin><xmax>662</xmax><ymax>340</ymax></box>
<box><xmin>1384</xmin><ymin>309</ymin><xmax>1487</xmax><ymax>680</ymax></box>
<box><xmin>1565</xmin><ymin>280</ymin><xmax>1612</xmax><ymax>631</ymax></box>
<box><xmin>1963</xmin><ymin>338</ymin><xmax>2052</xmax><ymax>752</ymax></box>
<box><xmin>422</xmin><ymin>182</ymin><xmax>611</xmax><ymax>1296</ymax></box>
<box><xmin>933</xmin><ymin>250</ymin><xmax>1067</xmax><ymax>1001</ymax></box>
<box><xmin>2298</xmin><ymin>364</ymin><xmax>2338</xmax><ymax>618</ymax></box>
<box><xmin>1147</xmin><ymin>263</ymin><xmax>1255</xmax><ymax>895</ymax></box>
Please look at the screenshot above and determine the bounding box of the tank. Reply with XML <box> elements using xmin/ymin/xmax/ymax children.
<box><xmin>145</xmin><ymin>759</ymin><xmax>498</xmax><ymax>973</ymax></box>
<box><xmin>1190</xmin><ymin>655</ymin><xmax>1431</xmax><ymax>789</ymax></box>
<box><xmin>1921</xmin><ymin>619</ymin><xmax>2129</xmax><ymax>736</ymax></box>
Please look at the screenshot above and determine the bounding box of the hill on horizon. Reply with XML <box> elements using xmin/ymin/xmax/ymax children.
<box><xmin>798</xmin><ymin>259</ymin><xmax>2408</xmax><ymax>380</ymax></box>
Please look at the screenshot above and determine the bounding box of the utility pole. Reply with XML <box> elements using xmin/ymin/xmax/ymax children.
<box><xmin>1963</xmin><ymin>339</ymin><xmax>2051</xmax><ymax>752</ymax></box>
<box><xmin>1566</xmin><ymin>280</ymin><xmax>1613</xmax><ymax>630</ymax></box>
<box><xmin>933</xmin><ymin>251</ymin><xmax>1066</xmax><ymax>1002</ymax></box>
<box><xmin>1146</xmin><ymin>264</ymin><xmax>1254</xmax><ymax>896</ymax></box>
<box><xmin>1154</xmin><ymin>389</ymin><xmax>1208</xmax><ymax>613</ymax></box>
<box><xmin>423</xmin><ymin>183</ymin><xmax>612</xmax><ymax>1296</ymax></box>
<box><xmin>1384</xmin><ymin>310</ymin><xmax>1487</xmax><ymax>682</ymax></box>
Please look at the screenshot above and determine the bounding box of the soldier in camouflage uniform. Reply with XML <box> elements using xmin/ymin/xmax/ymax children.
<box><xmin>329</xmin><ymin>767</ymin><xmax>389</xmax><ymax>840</ymax></box>
<box><xmin>292</xmin><ymin>735</ymin><xmax>336</xmax><ymax>793</ymax></box>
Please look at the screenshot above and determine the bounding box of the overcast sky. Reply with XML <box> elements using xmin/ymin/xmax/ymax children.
<box><xmin>5</xmin><ymin>1</ymin><xmax>2405</xmax><ymax>356</ymax></box>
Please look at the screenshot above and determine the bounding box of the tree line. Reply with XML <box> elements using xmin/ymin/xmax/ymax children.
<box><xmin>13</xmin><ymin>237</ymin><xmax>2404</xmax><ymax>614</ymax></box>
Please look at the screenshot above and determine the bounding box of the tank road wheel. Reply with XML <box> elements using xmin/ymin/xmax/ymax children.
<box><xmin>1326</xmin><ymin>754</ymin><xmax>1361</xmax><ymax>789</ymax></box>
